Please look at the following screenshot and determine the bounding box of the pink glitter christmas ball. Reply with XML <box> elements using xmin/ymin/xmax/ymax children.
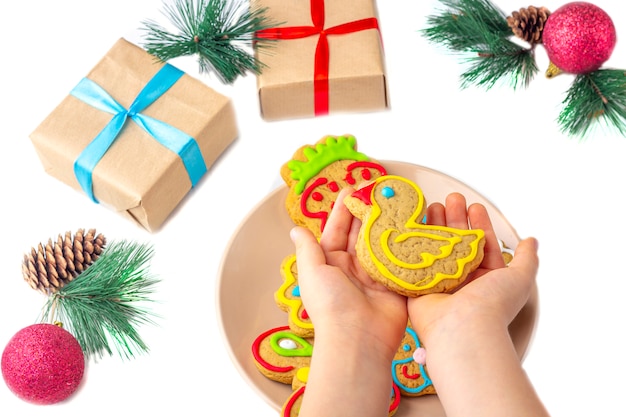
<box><xmin>1</xmin><ymin>323</ymin><xmax>85</xmax><ymax>405</ymax></box>
<box><xmin>543</xmin><ymin>2</ymin><xmax>617</xmax><ymax>74</ymax></box>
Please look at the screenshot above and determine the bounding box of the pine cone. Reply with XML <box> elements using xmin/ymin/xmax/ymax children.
<box><xmin>507</xmin><ymin>6</ymin><xmax>551</xmax><ymax>44</ymax></box>
<box><xmin>22</xmin><ymin>229</ymin><xmax>106</xmax><ymax>294</ymax></box>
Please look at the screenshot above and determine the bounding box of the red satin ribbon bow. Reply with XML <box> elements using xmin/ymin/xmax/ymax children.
<box><xmin>257</xmin><ymin>0</ymin><xmax>380</xmax><ymax>116</ymax></box>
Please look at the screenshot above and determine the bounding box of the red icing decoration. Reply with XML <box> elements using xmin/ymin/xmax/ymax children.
<box><xmin>350</xmin><ymin>181</ymin><xmax>376</xmax><ymax>205</ymax></box>
<box><xmin>299</xmin><ymin>161</ymin><xmax>387</xmax><ymax>233</ymax></box>
<box><xmin>252</xmin><ymin>326</ymin><xmax>295</xmax><ymax>373</ymax></box>
<box><xmin>390</xmin><ymin>383</ymin><xmax>401</xmax><ymax>414</ymax></box>
<box><xmin>345</xmin><ymin>172</ymin><xmax>356</xmax><ymax>185</ymax></box>
<box><xmin>301</xmin><ymin>177</ymin><xmax>330</xmax><ymax>233</ymax></box>
<box><xmin>283</xmin><ymin>385</ymin><xmax>306</xmax><ymax>417</ymax></box>
<box><xmin>256</xmin><ymin>0</ymin><xmax>381</xmax><ymax>116</ymax></box>
<box><xmin>401</xmin><ymin>364</ymin><xmax>421</xmax><ymax>380</ymax></box>
<box><xmin>301</xmin><ymin>309</ymin><xmax>309</xmax><ymax>320</ymax></box>
<box><xmin>347</xmin><ymin>161</ymin><xmax>387</xmax><ymax>177</ymax></box>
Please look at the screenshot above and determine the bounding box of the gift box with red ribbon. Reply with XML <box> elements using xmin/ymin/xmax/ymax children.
<box><xmin>30</xmin><ymin>38</ymin><xmax>238</xmax><ymax>232</ymax></box>
<box><xmin>255</xmin><ymin>0</ymin><xmax>388</xmax><ymax>120</ymax></box>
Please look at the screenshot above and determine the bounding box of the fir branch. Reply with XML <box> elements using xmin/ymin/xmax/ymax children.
<box><xmin>422</xmin><ymin>0</ymin><xmax>537</xmax><ymax>89</ymax></box>
<box><xmin>42</xmin><ymin>240</ymin><xmax>160</xmax><ymax>360</ymax></box>
<box><xmin>422</xmin><ymin>0</ymin><xmax>511</xmax><ymax>51</ymax></box>
<box><xmin>559</xmin><ymin>69</ymin><xmax>626</xmax><ymax>139</ymax></box>
<box><xmin>461</xmin><ymin>39</ymin><xmax>537</xmax><ymax>89</ymax></box>
<box><xmin>141</xmin><ymin>0</ymin><xmax>279</xmax><ymax>84</ymax></box>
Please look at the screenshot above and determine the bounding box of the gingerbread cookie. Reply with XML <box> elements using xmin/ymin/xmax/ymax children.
<box><xmin>393</xmin><ymin>323</ymin><xmax>436</xmax><ymax>397</ymax></box>
<box><xmin>275</xmin><ymin>254</ymin><xmax>314</xmax><ymax>337</ymax></box>
<box><xmin>251</xmin><ymin>326</ymin><xmax>313</xmax><ymax>416</ymax></box>
<box><xmin>281</xmin><ymin>134</ymin><xmax>387</xmax><ymax>239</ymax></box>
<box><xmin>344</xmin><ymin>175</ymin><xmax>485</xmax><ymax>297</ymax></box>
<box><xmin>499</xmin><ymin>240</ymin><xmax>515</xmax><ymax>265</ymax></box>
<box><xmin>252</xmin><ymin>325</ymin><xmax>401</xmax><ymax>416</ymax></box>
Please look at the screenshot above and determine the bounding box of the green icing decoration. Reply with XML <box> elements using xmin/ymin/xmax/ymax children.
<box><xmin>288</xmin><ymin>135</ymin><xmax>370</xmax><ymax>195</ymax></box>
<box><xmin>270</xmin><ymin>331</ymin><xmax>313</xmax><ymax>357</ymax></box>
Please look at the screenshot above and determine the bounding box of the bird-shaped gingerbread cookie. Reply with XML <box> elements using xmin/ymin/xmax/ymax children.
<box><xmin>344</xmin><ymin>175</ymin><xmax>485</xmax><ymax>297</ymax></box>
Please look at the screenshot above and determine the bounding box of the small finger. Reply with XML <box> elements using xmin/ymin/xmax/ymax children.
<box><xmin>319</xmin><ymin>187</ymin><xmax>355</xmax><ymax>252</ymax></box>
<box><xmin>426</xmin><ymin>202</ymin><xmax>445</xmax><ymax>225</ymax></box>
<box><xmin>468</xmin><ymin>203</ymin><xmax>506</xmax><ymax>269</ymax></box>
<box><xmin>443</xmin><ymin>193</ymin><xmax>469</xmax><ymax>229</ymax></box>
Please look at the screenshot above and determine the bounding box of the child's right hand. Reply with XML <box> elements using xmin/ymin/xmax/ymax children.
<box><xmin>406</xmin><ymin>192</ymin><xmax>547</xmax><ymax>417</ymax></box>
<box><xmin>407</xmin><ymin>192</ymin><xmax>539</xmax><ymax>346</ymax></box>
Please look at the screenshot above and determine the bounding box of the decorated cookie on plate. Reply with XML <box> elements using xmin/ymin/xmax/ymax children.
<box><xmin>275</xmin><ymin>254</ymin><xmax>314</xmax><ymax>338</ymax></box>
<box><xmin>344</xmin><ymin>175</ymin><xmax>485</xmax><ymax>297</ymax></box>
<box><xmin>281</xmin><ymin>134</ymin><xmax>387</xmax><ymax>239</ymax></box>
<box><xmin>393</xmin><ymin>323</ymin><xmax>436</xmax><ymax>397</ymax></box>
<box><xmin>251</xmin><ymin>325</ymin><xmax>401</xmax><ymax>416</ymax></box>
<box><xmin>251</xmin><ymin>325</ymin><xmax>313</xmax><ymax>416</ymax></box>
<box><xmin>500</xmin><ymin>240</ymin><xmax>515</xmax><ymax>265</ymax></box>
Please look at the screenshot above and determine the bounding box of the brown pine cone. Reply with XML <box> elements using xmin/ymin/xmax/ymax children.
<box><xmin>507</xmin><ymin>6</ymin><xmax>551</xmax><ymax>44</ymax></box>
<box><xmin>22</xmin><ymin>229</ymin><xmax>106</xmax><ymax>295</ymax></box>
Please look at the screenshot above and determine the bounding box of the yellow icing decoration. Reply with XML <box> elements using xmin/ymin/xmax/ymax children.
<box><xmin>296</xmin><ymin>367</ymin><xmax>310</xmax><ymax>384</ymax></box>
<box><xmin>360</xmin><ymin>175</ymin><xmax>484</xmax><ymax>291</ymax></box>
<box><xmin>275</xmin><ymin>254</ymin><xmax>314</xmax><ymax>332</ymax></box>
<box><xmin>380</xmin><ymin>229</ymin><xmax>461</xmax><ymax>268</ymax></box>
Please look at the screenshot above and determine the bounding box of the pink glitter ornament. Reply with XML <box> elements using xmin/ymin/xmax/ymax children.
<box><xmin>1</xmin><ymin>323</ymin><xmax>85</xmax><ymax>404</ymax></box>
<box><xmin>543</xmin><ymin>2</ymin><xmax>617</xmax><ymax>75</ymax></box>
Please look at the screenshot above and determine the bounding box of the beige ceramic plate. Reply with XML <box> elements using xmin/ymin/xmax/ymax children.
<box><xmin>217</xmin><ymin>161</ymin><xmax>539</xmax><ymax>416</ymax></box>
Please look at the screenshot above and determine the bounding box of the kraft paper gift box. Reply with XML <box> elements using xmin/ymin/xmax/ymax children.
<box><xmin>30</xmin><ymin>38</ymin><xmax>238</xmax><ymax>232</ymax></box>
<box><xmin>254</xmin><ymin>0</ymin><xmax>388</xmax><ymax>120</ymax></box>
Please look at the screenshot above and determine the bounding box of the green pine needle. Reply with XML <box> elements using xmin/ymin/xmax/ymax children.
<box><xmin>422</xmin><ymin>0</ymin><xmax>511</xmax><ymax>51</ymax></box>
<box><xmin>422</xmin><ymin>0</ymin><xmax>537</xmax><ymax>90</ymax></box>
<box><xmin>559</xmin><ymin>69</ymin><xmax>626</xmax><ymax>139</ymax></box>
<box><xmin>141</xmin><ymin>0</ymin><xmax>279</xmax><ymax>84</ymax></box>
<box><xmin>461</xmin><ymin>40</ymin><xmax>537</xmax><ymax>90</ymax></box>
<box><xmin>42</xmin><ymin>240</ymin><xmax>160</xmax><ymax>360</ymax></box>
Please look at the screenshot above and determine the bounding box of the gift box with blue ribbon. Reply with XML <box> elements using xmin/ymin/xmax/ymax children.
<box><xmin>30</xmin><ymin>38</ymin><xmax>238</xmax><ymax>232</ymax></box>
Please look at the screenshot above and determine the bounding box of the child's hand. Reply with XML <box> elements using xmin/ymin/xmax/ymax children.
<box><xmin>406</xmin><ymin>192</ymin><xmax>546</xmax><ymax>417</ymax></box>
<box><xmin>407</xmin><ymin>192</ymin><xmax>539</xmax><ymax>343</ymax></box>
<box><xmin>291</xmin><ymin>187</ymin><xmax>407</xmax><ymax>360</ymax></box>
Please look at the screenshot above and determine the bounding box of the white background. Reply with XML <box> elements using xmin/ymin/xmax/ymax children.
<box><xmin>1</xmin><ymin>0</ymin><xmax>625</xmax><ymax>415</ymax></box>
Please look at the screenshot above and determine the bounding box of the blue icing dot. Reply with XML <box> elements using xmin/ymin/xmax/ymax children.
<box><xmin>403</xmin><ymin>344</ymin><xmax>411</xmax><ymax>352</ymax></box>
<box><xmin>292</xmin><ymin>285</ymin><xmax>301</xmax><ymax>297</ymax></box>
<box><xmin>382</xmin><ymin>186</ymin><xmax>395</xmax><ymax>199</ymax></box>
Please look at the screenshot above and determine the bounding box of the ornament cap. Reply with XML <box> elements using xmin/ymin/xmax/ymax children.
<box><xmin>545</xmin><ymin>61</ymin><xmax>563</xmax><ymax>79</ymax></box>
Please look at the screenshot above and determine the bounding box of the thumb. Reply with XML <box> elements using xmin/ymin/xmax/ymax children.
<box><xmin>502</xmin><ymin>237</ymin><xmax>539</xmax><ymax>310</ymax></box>
<box><xmin>508</xmin><ymin>237</ymin><xmax>539</xmax><ymax>280</ymax></box>
<box><xmin>488</xmin><ymin>237</ymin><xmax>539</xmax><ymax>325</ymax></box>
<box><xmin>290</xmin><ymin>226</ymin><xmax>326</xmax><ymax>274</ymax></box>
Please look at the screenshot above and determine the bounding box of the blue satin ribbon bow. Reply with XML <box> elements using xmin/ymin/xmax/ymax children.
<box><xmin>70</xmin><ymin>63</ymin><xmax>207</xmax><ymax>203</ymax></box>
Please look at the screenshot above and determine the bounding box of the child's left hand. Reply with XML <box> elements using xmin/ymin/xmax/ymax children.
<box><xmin>290</xmin><ymin>187</ymin><xmax>407</xmax><ymax>360</ymax></box>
